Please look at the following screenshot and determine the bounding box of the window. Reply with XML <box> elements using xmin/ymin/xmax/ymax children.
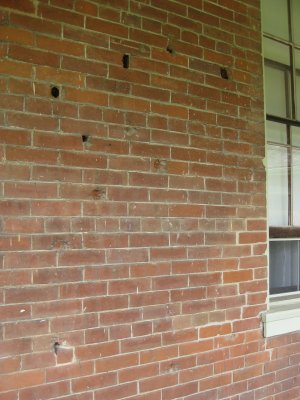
<box><xmin>262</xmin><ymin>0</ymin><xmax>300</xmax><ymax>297</ymax></box>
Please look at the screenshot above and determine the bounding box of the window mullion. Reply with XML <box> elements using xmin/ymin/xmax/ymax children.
<box><xmin>287</xmin><ymin>136</ymin><xmax>292</xmax><ymax>226</ymax></box>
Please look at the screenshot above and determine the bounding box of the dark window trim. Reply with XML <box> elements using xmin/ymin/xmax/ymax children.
<box><xmin>269</xmin><ymin>226</ymin><xmax>300</xmax><ymax>238</ymax></box>
<box><xmin>267</xmin><ymin>114</ymin><xmax>300</xmax><ymax>127</ymax></box>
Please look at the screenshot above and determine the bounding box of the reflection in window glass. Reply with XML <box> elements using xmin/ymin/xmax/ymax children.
<box><xmin>295</xmin><ymin>50</ymin><xmax>300</xmax><ymax>119</ymax></box>
<box><xmin>292</xmin><ymin>148</ymin><xmax>300</xmax><ymax>225</ymax></box>
<box><xmin>263</xmin><ymin>37</ymin><xmax>290</xmax><ymax>66</ymax></box>
<box><xmin>265</xmin><ymin>64</ymin><xmax>289</xmax><ymax>117</ymax></box>
<box><xmin>267</xmin><ymin>145</ymin><xmax>289</xmax><ymax>226</ymax></box>
<box><xmin>261</xmin><ymin>0</ymin><xmax>289</xmax><ymax>41</ymax></box>
<box><xmin>266</xmin><ymin>120</ymin><xmax>287</xmax><ymax>144</ymax></box>
<box><xmin>296</xmin><ymin>73</ymin><xmax>300</xmax><ymax>121</ymax></box>
<box><xmin>291</xmin><ymin>0</ymin><xmax>300</xmax><ymax>45</ymax></box>
<box><xmin>269</xmin><ymin>240</ymin><xmax>299</xmax><ymax>294</ymax></box>
<box><xmin>291</xmin><ymin>126</ymin><xmax>300</xmax><ymax>147</ymax></box>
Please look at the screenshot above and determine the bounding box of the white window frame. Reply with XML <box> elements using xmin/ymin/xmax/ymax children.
<box><xmin>262</xmin><ymin>0</ymin><xmax>300</xmax><ymax>337</ymax></box>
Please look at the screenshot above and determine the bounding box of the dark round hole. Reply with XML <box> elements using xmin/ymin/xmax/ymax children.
<box><xmin>122</xmin><ymin>54</ymin><xmax>129</xmax><ymax>69</ymax></box>
<box><xmin>53</xmin><ymin>342</ymin><xmax>60</xmax><ymax>354</ymax></box>
<box><xmin>51</xmin><ymin>86</ymin><xmax>60</xmax><ymax>98</ymax></box>
<box><xmin>166</xmin><ymin>46</ymin><xmax>174</xmax><ymax>54</ymax></box>
<box><xmin>82</xmin><ymin>135</ymin><xmax>89</xmax><ymax>143</ymax></box>
<box><xmin>220</xmin><ymin>68</ymin><xmax>229</xmax><ymax>80</ymax></box>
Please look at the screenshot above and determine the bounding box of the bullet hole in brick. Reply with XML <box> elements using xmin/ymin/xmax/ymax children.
<box><xmin>51</xmin><ymin>86</ymin><xmax>60</xmax><ymax>98</ymax></box>
<box><xmin>82</xmin><ymin>135</ymin><xmax>89</xmax><ymax>143</ymax></box>
<box><xmin>54</xmin><ymin>342</ymin><xmax>60</xmax><ymax>354</ymax></box>
<box><xmin>166</xmin><ymin>46</ymin><xmax>174</xmax><ymax>54</ymax></box>
<box><xmin>154</xmin><ymin>159</ymin><xmax>167</xmax><ymax>172</ymax></box>
<box><xmin>220</xmin><ymin>67</ymin><xmax>229</xmax><ymax>80</ymax></box>
<box><xmin>154</xmin><ymin>159</ymin><xmax>161</xmax><ymax>169</ymax></box>
<box><xmin>91</xmin><ymin>188</ymin><xmax>105</xmax><ymax>200</ymax></box>
<box><xmin>122</xmin><ymin>54</ymin><xmax>130</xmax><ymax>69</ymax></box>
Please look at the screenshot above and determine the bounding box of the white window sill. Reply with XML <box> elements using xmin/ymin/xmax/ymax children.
<box><xmin>262</xmin><ymin>296</ymin><xmax>300</xmax><ymax>337</ymax></box>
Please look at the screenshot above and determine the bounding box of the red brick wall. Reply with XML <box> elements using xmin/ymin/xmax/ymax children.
<box><xmin>1</xmin><ymin>0</ymin><xmax>300</xmax><ymax>399</ymax></box>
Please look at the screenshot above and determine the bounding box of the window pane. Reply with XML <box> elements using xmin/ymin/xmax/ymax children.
<box><xmin>295</xmin><ymin>50</ymin><xmax>300</xmax><ymax>119</ymax></box>
<box><xmin>261</xmin><ymin>0</ymin><xmax>289</xmax><ymax>40</ymax></box>
<box><xmin>269</xmin><ymin>240</ymin><xmax>299</xmax><ymax>294</ymax></box>
<box><xmin>267</xmin><ymin>145</ymin><xmax>289</xmax><ymax>226</ymax></box>
<box><xmin>265</xmin><ymin>64</ymin><xmax>290</xmax><ymax>117</ymax></box>
<box><xmin>291</xmin><ymin>126</ymin><xmax>300</xmax><ymax>147</ymax></box>
<box><xmin>291</xmin><ymin>0</ymin><xmax>300</xmax><ymax>45</ymax></box>
<box><xmin>266</xmin><ymin>120</ymin><xmax>287</xmax><ymax>144</ymax></box>
<box><xmin>263</xmin><ymin>37</ymin><xmax>290</xmax><ymax>66</ymax></box>
<box><xmin>292</xmin><ymin>148</ymin><xmax>300</xmax><ymax>225</ymax></box>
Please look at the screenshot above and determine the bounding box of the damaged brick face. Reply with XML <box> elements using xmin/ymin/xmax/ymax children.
<box><xmin>0</xmin><ymin>0</ymin><xmax>299</xmax><ymax>399</ymax></box>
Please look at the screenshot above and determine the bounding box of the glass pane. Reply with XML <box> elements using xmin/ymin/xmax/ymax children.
<box><xmin>265</xmin><ymin>64</ymin><xmax>290</xmax><ymax>117</ymax></box>
<box><xmin>261</xmin><ymin>0</ymin><xmax>289</xmax><ymax>40</ymax></box>
<box><xmin>267</xmin><ymin>145</ymin><xmax>289</xmax><ymax>226</ymax></box>
<box><xmin>295</xmin><ymin>50</ymin><xmax>300</xmax><ymax>119</ymax></box>
<box><xmin>292</xmin><ymin>148</ymin><xmax>300</xmax><ymax>225</ymax></box>
<box><xmin>269</xmin><ymin>240</ymin><xmax>299</xmax><ymax>294</ymax></box>
<box><xmin>263</xmin><ymin>37</ymin><xmax>290</xmax><ymax>66</ymax></box>
<box><xmin>291</xmin><ymin>126</ymin><xmax>300</xmax><ymax>147</ymax></box>
<box><xmin>291</xmin><ymin>0</ymin><xmax>300</xmax><ymax>45</ymax></box>
<box><xmin>266</xmin><ymin>120</ymin><xmax>287</xmax><ymax>144</ymax></box>
<box><xmin>295</xmin><ymin>49</ymin><xmax>300</xmax><ymax>70</ymax></box>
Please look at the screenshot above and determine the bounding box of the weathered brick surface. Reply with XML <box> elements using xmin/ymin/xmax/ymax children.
<box><xmin>0</xmin><ymin>0</ymin><xmax>297</xmax><ymax>399</ymax></box>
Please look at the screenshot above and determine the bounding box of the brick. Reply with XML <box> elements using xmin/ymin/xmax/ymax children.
<box><xmin>0</xmin><ymin>304</ymin><xmax>31</xmax><ymax>322</ymax></box>
<box><xmin>34</xmin><ymin>132</ymin><xmax>82</xmax><ymax>151</ymax></box>
<box><xmin>164</xmin><ymin>381</ymin><xmax>199</xmax><ymax>399</ymax></box>
<box><xmin>84</xmin><ymin>294</ymin><xmax>128</xmax><ymax>313</ymax></box>
<box><xmin>59</xmin><ymin>250</ymin><xmax>105</xmax><ymax>266</ymax></box>
<box><xmin>200</xmin><ymin>323</ymin><xmax>232</xmax><ymax>338</ymax></box>
<box><xmin>0</xmin><ymin>59</ymin><xmax>32</xmax><ymax>78</ymax></box>
<box><xmin>10</xmin><ymin>13</ymin><xmax>61</xmax><ymax>37</ymax></box>
<box><xmin>223</xmin><ymin>269</ymin><xmax>253</xmax><ymax>284</ymax></box>
<box><xmin>0</xmin><ymin>270</ymin><xmax>31</xmax><ymax>286</ymax></box>
<box><xmin>0</xmin><ymin>394</ymin><xmax>18</xmax><ymax>400</ymax></box>
<box><xmin>110</xmin><ymin>95</ymin><xmax>150</xmax><ymax>112</ymax></box>
<box><xmin>72</xmin><ymin>372</ymin><xmax>117</xmax><ymax>393</ymax></box>
<box><xmin>140</xmin><ymin>373</ymin><xmax>178</xmax><ymax>393</ymax></box>
<box><xmin>0</xmin><ymin>200</ymin><xmax>30</xmax><ymax>216</ymax></box>
<box><xmin>38</xmin><ymin>4</ymin><xmax>84</xmax><ymax>26</ymax></box>
<box><xmin>62</xmin><ymin>55</ymin><xmax>107</xmax><ymax>76</ymax></box>
<box><xmin>76</xmin><ymin>341</ymin><xmax>119</xmax><ymax>361</ymax></box>
<box><xmin>100</xmin><ymin>309</ymin><xmax>142</xmax><ymax>325</ymax></box>
<box><xmin>0</xmin><ymin>0</ymin><xmax>35</xmax><ymax>13</ymax></box>
<box><xmin>0</xmin><ymin>338</ymin><xmax>32</xmax><ymax>358</ymax></box>
<box><xmin>32</xmin><ymin>165</ymin><xmax>82</xmax><ymax>183</ymax></box>
<box><xmin>31</xmin><ymin>200</ymin><xmax>81</xmax><ymax>216</ymax></box>
<box><xmin>32</xmin><ymin>265</ymin><xmax>82</xmax><ymax>283</ymax></box>
<box><xmin>35</xmin><ymin>66</ymin><xmax>82</xmax><ymax>86</ymax></box>
<box><xmin>5</xmin><ymin>286</ymin><xmax>59</xmax><ymax>304</ymax></box>
<box><xmin>32</xmin><ymin>299</ymin><xmax>82</xmax><ymax>318</ymax></box>
<box><xmin>36</xmin><ymin>35</ymin><xmax>84</xmax><ymax>57</ymax></box>
<box><xmin>86</xmin><ymin>16</ymin><xmax>128</xmax><ymax>38</ymax></box>
<box><xmin>0</xmin><ymin>356</ymin><xmax>20</xmax><ymax>374</ymax></box>
<box><xmin>179</xmin><ymin>364</ymin><xmax>212</xmax><ymax>384</ymax></box>
<box><xmin>9</xmin><ymin>44</ymin><xmax>60</xmax><ymax>68</ymax></box>
<box><xmin>7</xmin><ymin>112</ymin><xmax>59</xmax><ymax>131</ymax></box>
<box><xmin>64</xmin><ymin>87</ymin><xmax>108</xmax><ymax>107</ymax></box>
<box><xmin>5</xmin><ymin>182</ymin><xmax>57</xmax><ymax>199</ymax></box>
<box><xmin>19</xmin><ymin>381</ymin><xmax>70</xmax><ymax>400</ymax></box>
<box><xmin>60</xmin><ymin>282</ymin><xmax>107</xmax><ymax>298</ymax></box>
<box><xmin>46</xmin><ymin>360</ymin><xmax>93</xmax><ymax>382</ymax></box>
<box><xmin>22</xmin><ymin>352</ymin><xmax>55</xmax><ymax>370</ymax></box>
<box><xmin>119</xmin><ymin>363</ymin><xmax>159</xmax><ymax>384</ymax></box>
<box><xmin>4</xmin><ymin>251</ymin><xmax>55</xmax><ymax>268</ymax></box>
<box><xmin>95</xmin><ymin>382</ymin><xmax>137</xmax><ymax>400</ymax></box>
<box><xmin>0</xmin><ymin>370</ymin><xmax>45</xmax><ymax>392</ymax></box>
